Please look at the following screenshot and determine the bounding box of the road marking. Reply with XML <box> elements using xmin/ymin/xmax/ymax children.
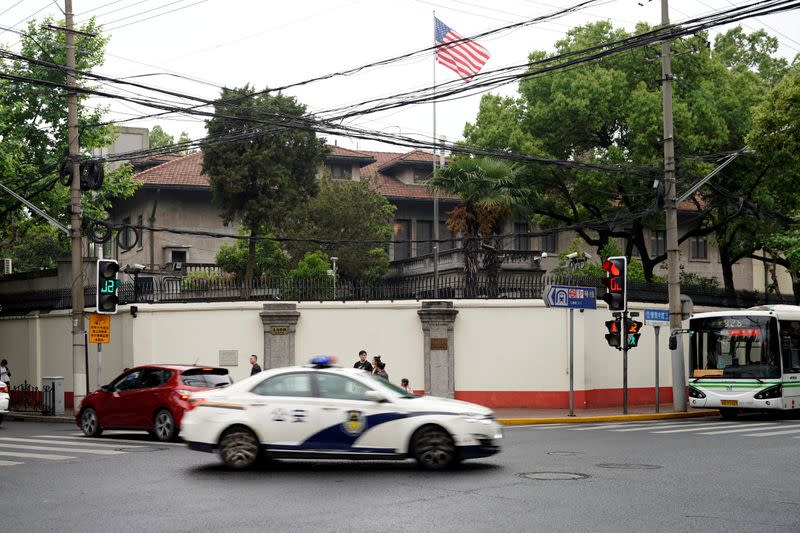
<box><xmin>0</xmin><ymin>443</ymin><xmax>125</xmax><ymax>455</ymax></box>
<box><xmin>0</xmin><ymin>451</ymin><xmax>76</xmax><ymax>460</ymax></box>
<box><xmin>0</xmin><ymin>460</ymin><xmax>24</xmax><ymax>466</ymax></box>
<box><xmin>650</xmin><ymin>423</ymin><xmax>743</xmax><ymax>434</ymax></box>
<box><xmin>569</xmin><ymin>423</ymin><xmax>653</xmax><ymax>431</ymax></box>
<box><xmin>0</xmin><ymin>437</ymin><xmax>145</xmax><ymax>448</ymax></box>
<box><xmin>696</xmin><ymin>423</ymin><xmax>783</xmax><ymax>435</ymax></box>
<box><xmin>569</xmin><ymin>421</ymin><xmax>694</xmax><ymax>431</ymax></box>
<box><xmin>742</xmin><ymin>427</ymin><xmax>800</xmax><ymax>437</ymax></box>
<box><xmin>611</xmin><ymin>423</ymin><xmax>697</xmax><ymax>432</ymax></box>
<box><xmin>505</xmin><ymin>423</ymin><xmax>570</xmax><ymax>429</ymax></box>
<box><xmin>44</xmin><ymin>435</ymin><xmax>184</xmax><ymax>446</ymax></box>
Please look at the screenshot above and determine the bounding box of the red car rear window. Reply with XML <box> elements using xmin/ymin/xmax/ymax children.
<box><xmin>181</xmin><ymin>368</ymin><xmax>232</xmax><ymax>388</ymax></box>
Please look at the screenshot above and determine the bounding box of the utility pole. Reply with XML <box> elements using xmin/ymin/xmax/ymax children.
<box><xmin>66</xmin><ymin>0</ymin><xmax>87</xmax><ymax>411</ymax></box>
<box><xmin>660</xmin><ymin>0</ymin><xmax>686</xmax><ymax>411</ymax></box>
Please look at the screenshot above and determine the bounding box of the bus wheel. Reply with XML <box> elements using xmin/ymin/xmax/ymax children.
<box><xmin>719</xmin><ymin>408</ymin><xmax>738</xmax><ymax>420</ymax></box>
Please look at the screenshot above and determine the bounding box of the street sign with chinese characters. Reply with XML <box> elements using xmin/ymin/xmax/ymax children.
<box><xmin>88</xmin><ymin>313</ymin><xmax>110</xmax><ymax>344</ymax></box>
<box><xmin>644</xmin><ymin>309</ymin><xmax>670</xmax><ymax>326</ymax></box>
<box><xmin>544</xmin><ymin>285</ymin><xmax>597</xmax><ymax>310</ymax></box>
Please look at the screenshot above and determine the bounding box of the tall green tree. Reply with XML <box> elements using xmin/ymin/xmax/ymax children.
<box><xmin>0</xmin><ymin>18</ymin><xmax>138</xmax><ymax>271</ymax></box>
<box><xmin>201</xmin><ymin>85</ymin><xmax>327</xmax><ymax>282</ymax></box>
<box><xmin>149</xmin><ymin>125</ymin><xmax>192</xmax><ymax>153</ymax></box>
<box><xmin>463</xmin><ymin>22</ymin><xmax>790</xmax><ymax>289</ymax></box>
<box><xmin>284</xmin><ymin>176</ymin><xmax>395</xmax><ymax>281</ymax></box>
<box><xmin>428</xmin><ymin>157</ymin><xmax>522</xmax><ymax>296</ymax></box>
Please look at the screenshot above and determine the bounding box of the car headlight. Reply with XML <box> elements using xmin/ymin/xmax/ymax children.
<box><xmin>461</xmin><ymin>413</ymin><xmax>494</xmax><ymax>424</ymax></box>
<box><xmin>754</xmin><ymin>384</ymin><xmax>781</xmax><ymax>400</ymax></box>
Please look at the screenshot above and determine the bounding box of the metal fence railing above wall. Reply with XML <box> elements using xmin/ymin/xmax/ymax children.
<box><xmin>0</xmin><ymin>271</ymin><xmax>791</xmax><ymax>315</ymax></box>
<box><xmin>9</xmin><ymin>380</ymin><xmax>55</xmax><ymax>415</ymax></box>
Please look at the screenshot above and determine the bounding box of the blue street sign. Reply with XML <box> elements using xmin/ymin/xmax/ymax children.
<box><xmin>544</xmin><ymin>285</ymin><xmax>597</xmax><ymax>310</ymax></box>
<box><xmin>644</xmin><ymin>309</ymin><xmax>670</xmax><ymax>326</ymax></box>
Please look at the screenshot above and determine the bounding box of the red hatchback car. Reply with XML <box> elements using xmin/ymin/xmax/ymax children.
<box><xmin>76</xmin><ymin>365</ymin><xmax>232</xmax><ymax>441</ymax></box>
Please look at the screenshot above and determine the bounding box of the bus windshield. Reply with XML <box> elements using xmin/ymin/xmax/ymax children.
<box><xmin>689</xmin><ymin>316</ymin><xmax>780</xmax><ymax>379</ymax></box>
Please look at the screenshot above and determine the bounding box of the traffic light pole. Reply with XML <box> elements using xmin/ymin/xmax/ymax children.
<box><xmin>622</xmin><ymin>311</ymin><xmax>628</xmax><ymax>415</ymax></box>
<box><xmin>660</xmin><ymin>0</ymin><xmax>686</xmax><ymax>412</ymax></box>
<box><xmin>66</xmin><ymin>0</ymin><xmax>88</xmax><ymax>411</ymax></box>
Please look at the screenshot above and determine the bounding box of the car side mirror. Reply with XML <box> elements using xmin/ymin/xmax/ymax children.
<box><xmin>100</xmin><ymin>384</ymin><xmax>114</xmax><ymax>393</ymax></box>
<box><xmin>365</xmin><ymin>390</ymin><xmax>387</xmax><ymax>403</ymax></box>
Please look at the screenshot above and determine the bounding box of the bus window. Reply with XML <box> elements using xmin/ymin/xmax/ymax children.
<box><xmin>779</xmin><ymin>320</ymin><xmax>800</xmax><ymax>373</ymax></box>
<box><xmin>690</xmin><ymin>316</ymin><xmax>780</xmax><ymax>379</ymax></box>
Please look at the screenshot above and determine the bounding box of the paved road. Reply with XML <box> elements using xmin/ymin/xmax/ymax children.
<box><xmin>1</xmin><ymin>414</ymin><xmax>798</xmax><ymax>533</ymax></box>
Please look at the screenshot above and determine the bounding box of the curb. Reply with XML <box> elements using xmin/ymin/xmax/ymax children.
<box><xmin>498</xmin><ymin>409</ymin><xmax>718</xmax><ymax>425</ymax></box>
<box><xmin>5</xmin><ymin>412</ymin><xmax>75</xmax><ymax>424</ymax></box>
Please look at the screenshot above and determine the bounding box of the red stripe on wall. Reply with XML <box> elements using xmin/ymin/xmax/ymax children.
<box><xmin>454</xmin><ymin>387</ymin><xmax>674</xmax><ymax>409</ymax></box>
<box><xmin>66</xmin><ymin>391</ymin><xmax>74</xmax><ymax>408</ymax></box>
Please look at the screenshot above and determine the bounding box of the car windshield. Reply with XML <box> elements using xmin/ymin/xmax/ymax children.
<box><xmin>361</xmin><ymin>373</ymin><xmax>417</xmax><ymax>398</ymax></box>
<box><xmin>181</xmin><ymin>368</ymin><xmax>232</xmax><ymax>388</ymax></box>
<box><xmin>690</xmin><ymin>315</ymin><xmax>780</xmax><ymax>379</ymax></box>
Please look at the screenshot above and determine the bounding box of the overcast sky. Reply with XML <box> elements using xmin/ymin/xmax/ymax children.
<box><xmin>2</xmin><ymin>0</ymin><xmax>799</xmax><ymax>154</ymax></box>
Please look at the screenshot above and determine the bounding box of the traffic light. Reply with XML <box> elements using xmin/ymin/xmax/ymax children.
<box><xmin>96</xmin><ymin>259</ymin><xmax>120</xmax><ymax>314</ymax></box>
<box><xmin>605</xmin><ymin>319</ymin><xmax>621</xmax><ymax>348</ymax></box>
<box><xmin>626</xmin><ymin>320</ymin><xmax>643</xmax><ymax>348</ymax></box>
<box><xmin>601</xmin><ymin>256</ymin><xmax>627</xmax><ymax>311</ymax></box>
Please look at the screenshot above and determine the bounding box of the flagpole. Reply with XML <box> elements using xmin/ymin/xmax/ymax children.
<box><xmin>432</xmin><ymin>12</ymin><xmax>440</xmax><ymax>298</ymax></box>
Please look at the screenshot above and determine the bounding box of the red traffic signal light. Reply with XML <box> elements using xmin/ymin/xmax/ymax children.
<box><xmin>604</xmin><ymin>319</ymin><xmax>621</xmax><ymax>348</ymax></box>
<box><xmin>601</xmin><ymin>256</ymin><xmax>627</xmax><ymax>311</ymax></box>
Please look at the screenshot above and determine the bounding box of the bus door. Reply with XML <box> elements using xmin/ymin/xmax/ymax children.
<box><xmin>779</xmin><ymin>320</ymin><xmax>800</xmax><ymax>409</ymax></box>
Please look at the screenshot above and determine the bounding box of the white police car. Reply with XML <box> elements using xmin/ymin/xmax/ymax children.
<box><xmin>181</xmin><ymin>357</ymin><xmax>502</xmax><ymax>470</ymax></box>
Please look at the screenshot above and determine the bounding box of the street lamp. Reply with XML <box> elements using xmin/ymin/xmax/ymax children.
<box><xmin>330</xmin><ymin>256</ymin><xmax>338</xmax><ymax>299</ymax></box>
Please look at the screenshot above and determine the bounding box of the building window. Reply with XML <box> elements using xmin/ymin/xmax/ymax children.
<box><xmin>393</xmin><ymin>220</ymin><xmax>411</xmax><ymax>260</ymax></box>
<box><xmin>136</xmin><ymin>214</ymin><xmax>144</xmax><ymax>250</ymax></box>
<box><xmin>541</xmin><ymin>230</ymin><xmax>557</xmax><ymax>253</ymax></box>
<box><xmin>514</xmin><ymin>222</ymin><xmax>530</xmax><ymax>251</ymax></box>
<box><xmin>121</xmin><ymin>216</ymin><xmax>132</xmax><ymax>250</ymax></box>
<box><xmin>413</xmin><ymin>167</ymin><xmax>432</xmax><ymax>183</ymax></box>
<box><xmin>330</xmin><ymin>164</ymin><xmax>351</xmax><ymax>180</ymax></box>
<box><xmin>416</xmin><ymin>220</ymin><xmax>433</xmax><ymax>256</ymax></box>
<box><xmin>171</xmin><ymin>250</ymin><xmax>187</xmax><ymax>264</ymax></box>
<box><xmin>439</xmin><ymin>221</ymin><xmax>453</xmax><ymax>252</ymax></box>
<box><xmin>651</xmin><ymin>230</ymin><xmax>666</xmax><ymax>256</ymax></box>
<box><xmin>690</xmin><ymin>235</ymin><xmax>708</xmax><ymax>260</ymax></box>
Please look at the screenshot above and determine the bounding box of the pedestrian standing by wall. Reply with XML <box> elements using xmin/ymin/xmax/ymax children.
<box><xmin>375</xmin><ymin>361</ymin><xmax>389</xmax><ymax>381</ymax></box>
<box><xmin>249</xmin><ymin>355</ymin><xmax>262</xmax><ymax>375</ymax></box>
<box><xmin>371</xmin><ymin>355</ymin><xmax>382</xmax><ymax>375</ymax></box>
<box><xmin>400</xmin><ymin>378</ymin><xmax>414</xmax><ymax>394</ymax></box>
<box><xmin>0</xmin><ymin>359</ymin><xmax>10</xmax><ymax>386</ymax></box>
<box><xmin>354</xmin><ymin>350</ymin><xmax>373</xmax><ymax>373</ymax></box>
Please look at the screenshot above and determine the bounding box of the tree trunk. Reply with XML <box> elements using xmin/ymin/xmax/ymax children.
<box><xmin>719</xmin><ymin>247</ymin><xmax>736</xmax><ymax>300</ymax></box>
<box><xmin>463</xmin><ymin>235</ymin><xmax>480</xmax><ymax>298</ymax></box>
<box><xmin>483</xmin><ymin>234</ymin><xmax>503</xmax><ymax>298</ymax></box>
<box><xmin>243</xmin><ymin>225</ymin><xmax>258</xmax><ymax>299</ymax></box>
<box><xmin>768</xmin><ymin>256</ymin><xmax>784</xmax><ymax>303</ymax></box>
<box><xmin>791</xmin><ymin>271</ymin><xmax>800</xmax><ymax>306</ymax></box>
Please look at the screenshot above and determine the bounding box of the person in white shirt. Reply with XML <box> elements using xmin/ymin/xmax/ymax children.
<box><xmin>0</xmin><ymin>359</ymin><xmax>10</xmax><ymax>386</ymax></box>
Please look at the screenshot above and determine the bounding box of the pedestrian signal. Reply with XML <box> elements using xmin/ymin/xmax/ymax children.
<box><xmin>601</xmin><ymin>256</ymin><xmax>627</xmax><ymax>311</ymax></box>
<box><xmin>96</xmin><ymin>259</ymin><xmax>120</xmax><ymax>315</ymax></box>
<box><xmin>605</xmin><ymin>319</ymin><xmax>621</xmax><ymax>348</ymax></box>
<box><xmin>626</xmin><ymin>320</ymin><xmax>643</xmax><ymax>348</ymax></box>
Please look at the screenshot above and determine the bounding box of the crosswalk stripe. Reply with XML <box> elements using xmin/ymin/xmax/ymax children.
<box><xmin>696</xmin><ymin>424</ymin><xmax>783</xmax><ymax>435</ymax></box>
<box><xmin>0</xmin><ymin>437</ymin><xmax>145</xmax><ymax>449</ymax></box>
<box><xmin>611</xmin><ymin>423</ymin><xmax>695</xmax><ymax>432</ymax></box>
<box><xmin>505</xmin><ymin>424</ymin><xmax>569</xmax><ymax>429</ymax></box>
<box><xmin>569</xmin><ymin>423</ymin><xmax>652</xmax><ymax>431</ymax></box>
<box><xmin>0</xmin><ymin>443</ymin><xmax>125</xmax><ymax>455</ymax></box>
<box><xmin>0</xmin><ymin>460</ymin><xmax>24</xmax><ymax>466</ymax></box>
<box><xmin>650</xmin><ymin>423</ymin><xmax>742</xmax><ymax>434</ymax></box>
<box><xmin>44</xmin><ymin>434</ymin><xmax>184</xmax><ymax>446</ymax></box>
<box><xmin>742</xmin><ymin>427</ymin><xmax>800</xmax><ymax>437</ymax></box>
<box><xmin>0</xmin><ymin>451</ymin><xmax>76</xmax><ymax>460</ymax></box>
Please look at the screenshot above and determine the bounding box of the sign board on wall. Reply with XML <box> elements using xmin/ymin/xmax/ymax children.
<box><xmin>218</xmin><ymin>350</ymin><xmax>238</xmax><ymax>366</ymax></box>
<box><xmin>430</xmin><ymin>338</ymin><xmax>448</xmax><ymax>350</ymax></box>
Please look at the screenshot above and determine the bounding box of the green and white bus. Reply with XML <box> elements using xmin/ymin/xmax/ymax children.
<box><xmin>688</xmin><ymin>305</ymin><xmax>800</xmax><ymax>419</ymax></box>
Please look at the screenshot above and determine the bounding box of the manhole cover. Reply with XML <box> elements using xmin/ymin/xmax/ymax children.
<box><xmin>546</xmin><ymin>451</ymin><xmax>584</xmax><ymax>456</ymax></box>
<box><xmin>595</xmin><ymin>463</ymin><xmax>662</xmax><ymax>470</ymax></box>
<box><xmin>519</xmin><ymin>472</ymin><xmax>590</xmax><ymax>481</ymax></box>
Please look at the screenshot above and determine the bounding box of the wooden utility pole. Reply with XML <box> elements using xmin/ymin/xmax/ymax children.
<box><xmin>66</xmin><ymin>0</ymin><xmax>87</xmax><ymax>410</ymax></box>
<box><xmin>660</xmin><ymin>0</ymin><xmax>686</xmax><ymax>411</ymax></box>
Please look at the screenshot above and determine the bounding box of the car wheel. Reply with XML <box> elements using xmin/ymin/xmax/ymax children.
<box><xmin>219</xmin><ymin>427</ymin><xmax>260</xmax><ymax>470</ymax></box>
<box><xmin>153</xmin><ymin>409</ymin><xmax>177</xmax><ymax>441</ymax></box>
<box><xmin>412</xmin><ymin>426</ymin><xmax>456</xmax><ymax>470</ymax></box>
<box><xmin>80</xmin><ymin>408</ymin><xmax>103</xmax><ymax>437</ymax></box>
<box><xmin>719</xmin><ymin>408</ymin><xmax>738</xmax><ymax>420</ymax></box>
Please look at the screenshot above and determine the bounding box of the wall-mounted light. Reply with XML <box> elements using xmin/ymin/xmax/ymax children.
<box><xmin>130</xmin><ymin>305</ymin><xmax>138</xmax><ymax>318</ymax></box>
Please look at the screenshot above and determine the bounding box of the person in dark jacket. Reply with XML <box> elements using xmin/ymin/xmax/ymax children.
<box><xmin>354</xmin><ymin>350</ymin><xmax>373</xmax><ymax>372</ymax></box>
<box><xmin>375</xmin><ymin>361</ymin><xmax>389</xmax><ymax>381</ymax></box>
<box><xmin>249</xmin><ymin>354</ymin><xmax>262</xmax><ymax>375</ymax></box>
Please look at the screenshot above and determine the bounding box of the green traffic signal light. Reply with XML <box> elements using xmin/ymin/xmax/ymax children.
<box><xmin>96</xmin><ymin>259</ymin><xmax>119</xmax><ymax>314</ymax></box>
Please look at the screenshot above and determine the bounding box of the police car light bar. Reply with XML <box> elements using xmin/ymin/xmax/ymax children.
<box><xmin>309</xmin><ymin>356</ymin><xmax>337</xmax><ymax>368</ymax></box>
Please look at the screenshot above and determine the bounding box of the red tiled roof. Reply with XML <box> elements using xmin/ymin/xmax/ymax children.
<box><xmin>132</xmin><ymin>148</ymin><xmax>460</xmax><ymax>201</ymax></box>
<box><xmin>327</xmin><ymin>145</ymin><xmax>375</xmax><ymax>164</ymax></box>
<box><xmin>377</xmin><ymin>149</ymin><xmax>436</xmax><ymax>173</ymax></box>
<box><xmin>134</xmin><ymin>151</ymin><xmax>208</xmax><ymax>188</ymax></box>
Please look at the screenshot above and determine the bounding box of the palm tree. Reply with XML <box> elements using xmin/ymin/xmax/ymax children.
<box><xmin>428</xmin><ymin>157</ymin><xmax>523</xmax><ymax>297</ymax></box>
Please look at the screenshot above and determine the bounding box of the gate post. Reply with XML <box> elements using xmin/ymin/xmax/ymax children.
<box><xmin>259</xmin><ymin>303</ymin><xmax>301</xmax><ymax>369</ymax></box>
<box><xmin>418</xmin><ymin>301</ymin><xmax>458</xmax><ymax>398</ymax></box>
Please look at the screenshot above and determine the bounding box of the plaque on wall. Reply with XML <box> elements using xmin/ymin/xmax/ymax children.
<box><xmin>271</xmin><ymin>326</ymin><xmax>289</xmax><ymax>335</ymax></box>
<box><xmin>219</xmin><ymin>350</ymin><xmax>238</xmax><ymax>366</ymax></box>
<box><xmin>430</xmin><ymin>337</ymin><xmax>448</xmax><ymax>350</ymax></box>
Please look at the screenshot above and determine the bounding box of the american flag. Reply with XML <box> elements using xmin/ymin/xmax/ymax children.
<box><xmin>434</xmin><ymin>17</ymin><xmax>490</xmax><ymax>81</ymax></box>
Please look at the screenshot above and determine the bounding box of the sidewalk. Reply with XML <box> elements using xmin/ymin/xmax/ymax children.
<box><xmin>5</xmin><ymin>409</ymin><xmax>75</xmax><ymax>424</ymax></box>
<box><xmin>495</xmin><ymin>404</ymin><xmax>718</xmax><ymax>425</ymax></box>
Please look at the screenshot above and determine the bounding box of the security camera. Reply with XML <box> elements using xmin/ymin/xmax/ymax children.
<box><xmin>582</xmin><ymin>252</ymin><xmax>592</xmax><ymax>259</ymax></box>
<box><xmin>540</xmin><ymin>252</ymin><xmax>548</xmax><ymax>259</ymax></box>
<box><xmin>566</xmin><ymin>252</ymin><xmax>578</xmax><ymax>259</ymax></box>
